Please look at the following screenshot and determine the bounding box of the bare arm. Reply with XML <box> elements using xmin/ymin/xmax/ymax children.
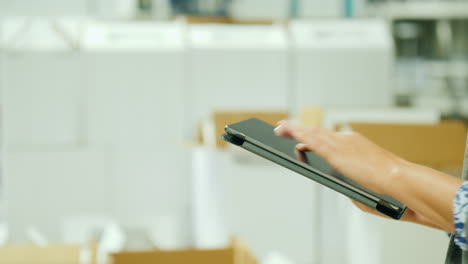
<box><xmin>388</xmin><ymin>160</ymin><xmax>462</xmax><ymax>233</ymax></box>
<box><xmin>274</xmin><ymin>121</ymin><xmax>464</xmax><ymax>233</ymax></box>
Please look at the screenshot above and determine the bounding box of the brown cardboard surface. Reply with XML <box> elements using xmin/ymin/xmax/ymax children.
<box><xmin>213</xmin><ymin>111</ymin><xmax>288</xmax><ymax>149</ymax></box>
<box><xmin>0</xmin><ymin>245</ymin><xmax>82</xmax><ymax>264</ymax></box>
<box><xmin>111</xmin><ymin>240</ymin><xmax>257</xmax><ymax>264</ymax></box>
<box><xmin>299</xmin><ymin>107</ymin><xmax>323</xmax><ymax>127</ymax></box>
<box><xmin>345</xmin><ymin>121</ymin><xmax>468</xmax><ymax>170</ymax></box>
<box><xmin>112</xmin><ymin>248</ymin><xmax>234</xmax><ymax>264</ymax></box>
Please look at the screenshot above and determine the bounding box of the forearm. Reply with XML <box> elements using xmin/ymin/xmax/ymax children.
<box><xmin>386</xmin><ymin>159</ymin><xmax>464</xmax><ymax>233</ymax></box>
<box><xmin>273</xmin><ymin>121</ymin><xmax>465</xmax><ymax>233</ymax></box>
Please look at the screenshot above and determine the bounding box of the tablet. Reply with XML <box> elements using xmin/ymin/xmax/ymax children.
<box><xmin>222</xmin><ymin>118</ymin><xmax>406</xmax><ymax>220</ymax></box>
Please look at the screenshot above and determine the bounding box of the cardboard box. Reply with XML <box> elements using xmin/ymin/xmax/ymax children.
<box><xmin>211</xmin><ymin>111</ymin><xmax>288</xmax><ymax>149</ymax></box>
<box><xmin>111</xmin><ymin>240</ymin><xmax>257</xmax><ymax>264</ymax></box>
<box><xmin>344</xmin><ymin>121</ymin><xmax>468</xmax><ymax>170</ymax></box>
<box><xmin>298</xmin><ymin>106</ymin><xmax>323</xmax><ymax>127</ymax></box>
<box><xmin>0</xmin><ymin>245</ymin><xmax>82</xmax><ymax>264</ymax></box>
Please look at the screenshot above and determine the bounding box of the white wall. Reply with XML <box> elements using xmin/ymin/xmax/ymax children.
<box><xmin>229</xmin><ymin>0</ymin><xmax>291</xmax><ymax>20</ymax></box>
<box><xmin>298</xmin><ymin>0</ymin><xmax>342</xmax><ymax>18</ymax></box>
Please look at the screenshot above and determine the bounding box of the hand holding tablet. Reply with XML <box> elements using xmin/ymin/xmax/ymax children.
<box><xmin>222</xmin><ymin>118</ymin><xmax>406</xmax><ymax>220</ymax></box>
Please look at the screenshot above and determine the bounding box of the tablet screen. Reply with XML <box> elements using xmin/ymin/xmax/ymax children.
<box><xmin>226</xmin><ymin>118</ymin><xmax>347</xmax><ymax>179</ymax></box>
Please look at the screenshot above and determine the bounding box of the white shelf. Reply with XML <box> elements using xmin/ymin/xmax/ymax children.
<box><xmin>368</xmin><ymin>2</ymin><xmax>468</xmax><ymax>20</ymax></box>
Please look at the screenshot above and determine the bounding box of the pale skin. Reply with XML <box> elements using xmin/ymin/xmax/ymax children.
<box><xmin>274</xmin><ymin>120</ymin><xmax>465</xmax><ymax>233</ymax></box>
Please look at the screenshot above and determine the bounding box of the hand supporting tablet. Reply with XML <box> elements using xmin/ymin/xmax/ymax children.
<box><xmin>222</xmin><ymin>118</ymin><xmax>406</xmax><ymax>220</ymax></box>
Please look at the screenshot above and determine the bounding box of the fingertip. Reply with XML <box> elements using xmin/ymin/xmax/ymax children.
<box><xmin>274</xmin><ymin>120</ymin><xmax>296</xmax><ymax>138</ymax></box>
<box><xmin>273</xmin><ymin>125</ymin><xmax>284</xmax><ymax>136</ymax></box>
<box><xmin>277</xmin><ymin>120</ymin><xmax>287</xmax><ymax>125</ymax></box>
<box><xmin>277</xmin><ymin>120</ymin><xmax>293</xmax><ymax>129</ymax></box>
<box><xmin>273</xmin><ymin>125</ymin><xmax>283</xmax><ymax>135</ymax></box>
<box><xmin>295</xmin><ymin>143</ymin><xmax>308</xmax><ymax>151</ymax></box>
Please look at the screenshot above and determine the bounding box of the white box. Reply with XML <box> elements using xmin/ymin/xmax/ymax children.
<box><xmin>1</xmin><ymin>18</ymin><xmax>85</xmax><ymax>148</ymax></box>
<box><xmin>83</xmin><ymin>21</ymin><xmax>186</xmax><ymax>148</ymax></box>
<box><xmin>192</xmin><ymin>148</ymin><xmax>230</xmax><ymax>249</ymax></box>
<box><xmin>191</xmin><ymin>148</ymin><xmax>319</xmax><ymax>263</ymax></box>
<box><xmin>376</xmin><ymin>219</ymin><xmax>449</xmax><ymax>264</ymax></box>
<box><xmin>1</xmin><ymin>17</ymin><xmax>85</xmax><ymax>51</ymax></box>
<box><xmin>2</xmin><ymin>54</ymin><xmax>83</xmax><ymax>148</ymax></box>
<box><xmin>0</xmin><ymin>1</ymin><xmax>89</xmax><ymax>17</ymax></box>
<box><xmin>290</xmin><ymin>19</ymin><xmax>394</xmax><ymax>112</ymax></box>
<box><xmin>187</xmin><ymin>24</ymin><xmax>289</xmax><ymax>134</ymax></box>
<box><xmin>105</xmin><ymin>150</ymin><xmax>190</xmax><ymax>229</ymax></box>
<box><xmin>4</xmin><ymin>150</ymin><xmax>107</xmax><ymax>241</ymax></box>
<box><xmin>344</xmin><ymin>203</ymin><xmax>449</xmax><ymax>264</ymax></box>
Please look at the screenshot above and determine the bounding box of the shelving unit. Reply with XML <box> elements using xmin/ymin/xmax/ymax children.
<box><xmin>366</xmin><ymin>1</ymin><xmax>468</xmax><ymax>116</ymax></box>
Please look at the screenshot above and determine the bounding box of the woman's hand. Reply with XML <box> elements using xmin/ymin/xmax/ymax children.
<box><xmin>274</xmin><ymin>120</ymin><xmax>405</xmax><ymax>195</ymax></box>
<box><xmin>352</xmin><ymin>200</ymin><xmax>444</xmax><ymax>230</ymax></box>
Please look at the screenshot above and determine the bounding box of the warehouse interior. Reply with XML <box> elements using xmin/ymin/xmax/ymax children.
<box><xmin>0</xmin><ymin>0</ymin><xmax>468</xmax><ymax>264</ymax></box>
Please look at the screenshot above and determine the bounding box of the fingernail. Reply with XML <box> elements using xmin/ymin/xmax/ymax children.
<box><xmin>274</xmin><ymin>125</ymin><xmax>282</xmax><ymax>132</ymax></box>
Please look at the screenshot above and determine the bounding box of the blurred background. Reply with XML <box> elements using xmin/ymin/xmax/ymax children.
<box><xmin>0</xmin><ymin>0</ymin><xmax>468</xmax><ymax>264</ymax></box>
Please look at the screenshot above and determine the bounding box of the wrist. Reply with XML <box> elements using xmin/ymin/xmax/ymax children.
<box><xmin>379</xmin><ymin>157</ymin><xmax>463</xmax><ymax>232</ymax></box>
<box><xmin>381</xmin><ymin>157</ymin><xmax>412</xmax><ymax>197</ymax></box>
